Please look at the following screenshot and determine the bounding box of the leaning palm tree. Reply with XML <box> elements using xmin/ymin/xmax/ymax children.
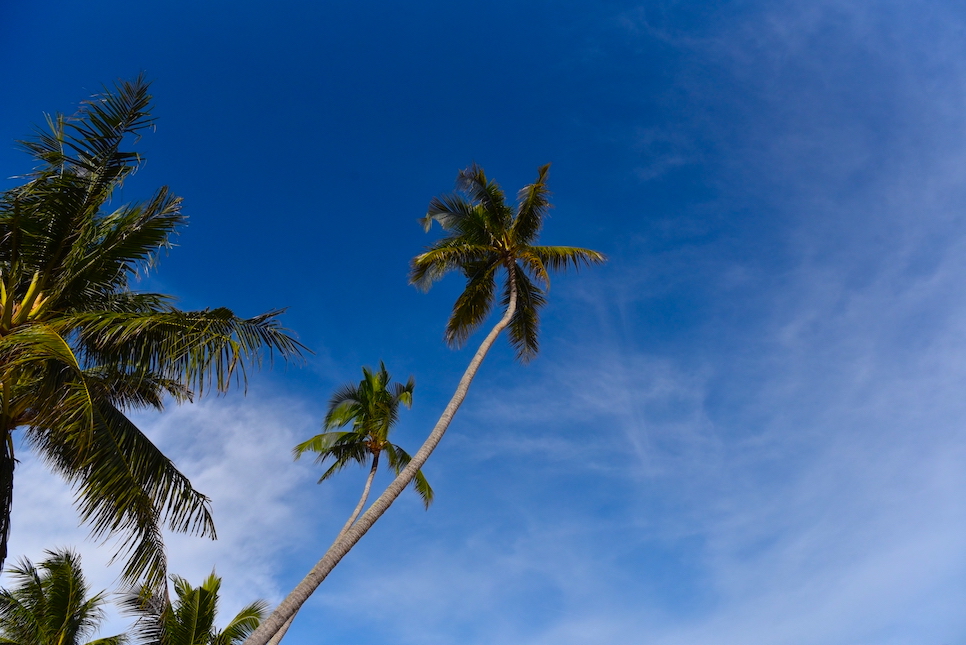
<box><xmin>0</xmin><ymin>548</ymin><xmax>124</xmax><ymax>645</ymax></box>
<box><xmin>0</xmin><ymin>76</ymin><xmax>303</xmax><ymax>589</ymax></box>
<box><xmin>122</xmin><ymin>573</ymin><xmax>266</xmax><ymax>645</ymax></box>
<box><xmin>265</xmin><ymin>363</ymin><xmax>431</xmax><ymax>644</ymax></box>
<box><xmin>245</xmin><ymin>163</ymin><xmax>604</xmax><ymax>645</ymax></box>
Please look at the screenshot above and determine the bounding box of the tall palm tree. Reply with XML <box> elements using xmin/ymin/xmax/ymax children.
<box><xmin>264</xmin><ymin>363</ymin><xmax>431</xmax><ymax>644</ymax></box>
<box><xmin>122</xmin><ymin>573</ymin><xmax>266</xmax><ymax>645</ymax></box>
<box><xmin>0</xmin><ymin>77</ymin><xmax>303</xmax><ymax>589</ymax></box>
<box><xmin>245</xmin><ymin>164</ymin><xmax>604</xmax><ymax>645</ymax></box>
<box><xmin>0</xmin><ymin>549</ymin><xmax>124</xmax><ymax>645</ymax></box>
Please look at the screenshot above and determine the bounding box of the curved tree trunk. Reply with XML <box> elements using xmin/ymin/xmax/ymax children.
<box><xmin>265</xmin><ymin>454</ymin><xmax>381</xmax><ymax>645</ymax></box>
<box><xmin>244</xmin><ymin>272</ymin><xmax>518</xmax><ymax>645</ymax></box>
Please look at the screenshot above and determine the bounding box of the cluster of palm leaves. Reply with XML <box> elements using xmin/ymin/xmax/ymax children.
<box><xmin>0</xmin><ymin>76</ymin><xmax>303</xmax><ymax>589</ymax></box>
<box><xmin>0</xmin><ymin>549</ymin><xmax>262</xmax><ymax>645</ymax></box>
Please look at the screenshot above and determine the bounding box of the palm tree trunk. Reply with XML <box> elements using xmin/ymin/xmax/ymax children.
<box><xmin>0</xmin><ymin>381</ymin><xmax>14</xmax><ymax>570</ymax></box>
<box><xmin>265</xmin><ymin>454</ymin><xmax>380</xmax><ymax>645</ymax></box>
<box><xmin>0</xmin><ymin>426</ymin><xmax>13</xmax><ymax>569</ymax></box>
<box><xmin>244</xmin><ymin>271</ymin><xmax>518</xmax><ymax>645</ymax></box>
<box><xmin>338</xmin><ymin>452</ymin><xmax>379</xmax><ymax>539</ymax></box>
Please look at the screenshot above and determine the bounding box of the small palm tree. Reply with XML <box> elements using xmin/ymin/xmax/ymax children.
<box><xmin>0</xmin><ymin>77</ymin><xmax>304</xmax><ymax>588</ymax></box>
<box><xmin>0</xmin><ymin>549</ymin><xmax>124</xmax><ymax>645</ymax></box>
<box><xmin>246</xmin><ymin>164</ymin><xmax>604</xmax><ymax>645</ymax></box>
<box><xmin>263</xmin><ymin>364</ymin><xmax>431</xmax><ymax>644</ymax></box>
<box><xmin>295</xmin><ymin>362</ymin><xmax>432</xmax><ymax>530</ymax></box>
<box><xmin>122</xmin><ymin>573</ymin><xmax>266</xmax><ymax>645</ymax></box>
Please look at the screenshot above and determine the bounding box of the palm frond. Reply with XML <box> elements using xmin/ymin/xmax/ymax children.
<box><xmin>210</xmin><ymin>601</ymin><xmax>267</xmax><ymax>645</ymax></box>
<box><xmin>455</xmin><ymin>164</ymin><xmax>510</xmax><ymax>229</ymax></box>
<box><xmin>49</xmin><ymin>187</ymin><xmax>184</xmax><ymax>309</ymax></box>
<box><xmin>443</xmin><ymin>260</ymin><xmax>498</xmax><ymax>348</ymax></box>
<box><xmin>421</xmin><ymin>194</ymin><xmax>475</xmax><ymax>232</ymax></box>
<box><xmin>292</xmin><ymin>431</ymin><xmax>352</xmax><ymax>459</ymax></box>
<box><xmin>409</xmin><ymin>242</ymin><xmax>494</xmax><ymax>292</ymax></box>
<box><xmin>27</xmin><ymin>401</ymin><xmax>214</xmax><ymax>589</ymax></box>
<box><xmin>502</xmin><ymin>265</ymin><xmax>546</xmax><ymax>363</ymax></box>
<box><xmin>69</xmin><ymin>308</ymin><xmax>305</xmax><ymax>396</ymax></box>
<box><xmin>528</xmin><ymin>245</ymin><xmax>606</xmax><ymax>273</ymax></box>
<box><xmin>382</xmin><ymin>443</ymin><xmax>433</xmax><ymax>509</ymax></box>
<box><xmin>511</xmin><ymin>163</ymin><xmax>552</xmax><ymax>245</ymax></box>
<box><xmin>0</xmin><ymin>550</ymin><xmax>115</xmax><ymax>645</ymax></box>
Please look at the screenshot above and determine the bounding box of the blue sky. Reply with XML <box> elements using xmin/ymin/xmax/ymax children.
<box><xmin>3</xmin><ymin>1</ymin><xmax>966</xmax><ymax>643</ymax></box>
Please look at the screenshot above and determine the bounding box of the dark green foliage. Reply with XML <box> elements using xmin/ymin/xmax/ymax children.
<box><xmin>410</xmin><ymin>163</ymin><xmax>605</xmax><ymax>362</ymax></box>
<box><xmin>0</xmin><ymin>77</ymin><xmax>304</xmax><ymax>588</ymax></box>
<box><xmin>294</xmin><ymin>362</ymin><xmax>433</xmax><ymax>508</ymax></box>
<box><xmin>122</xmin><ymin>573</ymin><xmax>266</xmax><ymax>645</ymax></box>
<box><xmin>0</xmin><ymin>549</ymin><xmax>124</xmax><ymax>645</ymax></box>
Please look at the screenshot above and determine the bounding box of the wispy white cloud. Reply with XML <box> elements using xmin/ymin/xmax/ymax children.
<box><xmin>6</xmin><ymin>388</ymin><xmax>325</xmax><ymax>634</ymax></box>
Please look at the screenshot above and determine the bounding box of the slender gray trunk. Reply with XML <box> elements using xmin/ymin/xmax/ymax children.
<box><xmin>338</xmin><ymin>452</ymin><xmax>379</xmax><ymax>539</ymax></box>
<box><xmin>265</xmin><ymin>453</ymin><xmax>381</xmax><ymax>645</ymax></box>
<box><xmin>244</xmin><ymin>270</ymin><xmax>518</xmax><ymax>645</ymax></box>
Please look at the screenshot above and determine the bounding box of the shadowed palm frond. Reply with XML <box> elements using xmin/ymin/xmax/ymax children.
<box><xmin>456</xmin><ymin>165</ymin><xmax>510</xmax><ymax>229</ymax></box>
<box><xmin>443</xmin><ymin>261</ymin><xmax>498</xmax><ymax>348</ymax></box>
<box><xmin>409</xmin><ymin>242</ymin><xmax>494</xmax><ymax>292</ymax></box>
<box><xmin>26</xmin><ymin>400</ymin><xmax>214</xmax><ymax>589</ymax></box>
<box><xmin>503</xmin><ymin>265</ymin><xmax>546</xmax><ymax>363</ymax></box>
<box><xmin>0</xmin><ymin>550</ymin><xmax>123</xmax><ymax>645</ymax></box>
<box><xmin>69</xmin><ymin>308</ymin><xmax>305</xmax><ymax>395</ymax></box>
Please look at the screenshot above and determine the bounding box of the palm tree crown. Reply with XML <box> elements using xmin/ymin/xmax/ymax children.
<box><xmin>0</xmin><ymin>77</ymin><xmax>303</xmax><ymax>588</ymax></box>
<box><xmin>122</xmin><ymin>573</ymin><xmax>266</xmax><ymax>645</ymax></box>
<box><xmin>410</xmin><ymin>163</ymin><xmax>605</xmax><ymax>361</ymax></box>
<box><xmin>294</xmin><ymin>362</ymin><xmax>432</xmax><ymax>508</ymax></box>
<box><xmin>0</xmin><ymin>549</ymin><xmax>124</xmax><ymax>645</ymax></box>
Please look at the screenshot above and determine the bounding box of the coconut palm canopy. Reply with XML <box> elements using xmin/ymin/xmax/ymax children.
<box><xmin>295</xmin><ymin>362</ymin><xmax>432</xmax><ymax>507</ymax></box>
<box><xmin>0</xmin><ymin>77</ymin><xmax>303</xmax><ymax>589</ymax></box>
<box><xmin>0</xmin><ymin>549</ymin><xmax>122</xmax><ymax>645</ymax></box>
<box><xmin>121</xmin><ymin>573</ymin><xmax>266</xmax><ymax>645</ymax></box>
<box><xmin>7</xmin><ymin>2</ymin><xmax>966</xmax><ymax>644</ymax></box>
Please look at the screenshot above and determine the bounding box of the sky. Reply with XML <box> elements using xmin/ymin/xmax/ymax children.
<box><xmin>2</xmin><ymin>0</ymin><xmax>966</xmax><ymax>643</ymax></box>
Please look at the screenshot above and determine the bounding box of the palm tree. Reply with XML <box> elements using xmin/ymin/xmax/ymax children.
<box><xmin>244</xmin><ymin>164</ymin><xmax>604</xmax><ymax>645</ymax></box>
<box><xmin>0</xmin><ymin>548</ymin><xmax>124</xmax><ymax>645</ymax></box>
<box><xmin>263</xmin><ymin>363</ymin><xmax>432</xmax><ymax>644</ymax></box>
<box><xmin>122</xmin><ymin>573</ymin><xmax>266</xmax><ymax>645</ymax></box>
<box><xmin>295</xmin><ymin>362</ymin><xmax>432</xmax><ymax>532</ymax></box>
<box><xmin>0</xmin><ymin>76</ymin><xmax>303</xmax><ymax>589</ymax></box>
